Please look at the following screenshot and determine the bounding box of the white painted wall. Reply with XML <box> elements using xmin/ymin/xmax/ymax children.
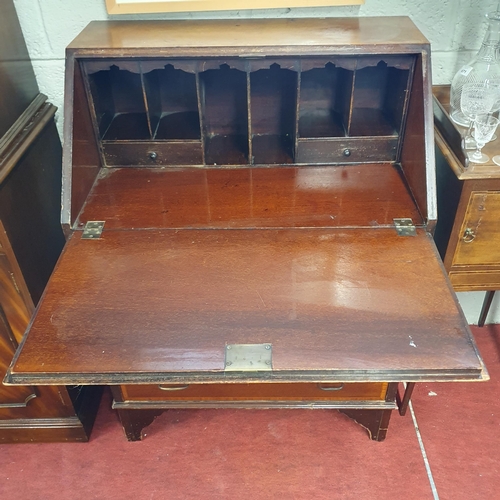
<box><xmin>12</xmin><ymin>0</ymin><xmax>500</xmax><ymax>324</ymax></box>
<box><xmin>13</xmin><ymin>0</ymin><xmax>500</xmax><ymax>129</ymax></box>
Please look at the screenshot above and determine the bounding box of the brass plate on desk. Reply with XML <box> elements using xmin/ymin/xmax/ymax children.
<box><xmin>225</xmin><ymin>344</ymin><xmax>272</xmax><ymax>372</ymax></box>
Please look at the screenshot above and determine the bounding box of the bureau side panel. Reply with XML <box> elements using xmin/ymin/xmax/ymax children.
<box><xmin>400</xmin><ymin>51</ymin><xmax>435</xmax><ymax>226</ymax></box>
<box><xmin>433</xmin><ymin>138</ymin><xmax>463</xmax><ymax>261</ymax></box>
<box><xmin>62</xmin><ymin>54</ymin><xmax>102</xmax><ymax>232</ymax></box>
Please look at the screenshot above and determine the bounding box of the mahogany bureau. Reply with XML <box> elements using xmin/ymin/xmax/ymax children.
<box><xmin>6</xmin><ymin>18</ymin><xmax>488</xmax><ymax>441</ymax></box>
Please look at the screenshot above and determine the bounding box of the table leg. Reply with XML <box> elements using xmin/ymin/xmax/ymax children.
<box><xmin>396</xmin><ymin>382</ymin><xmax>416</xmax><ymax>416</ymax></box>
<box><xmin>478</xmin><ymin>291</ymin><xmax>496</xmax><ymax>327</ymax></box>
<box><xmin>338</xmin><ymin>409</ymin><xmax>393</xmax><ymax>441</ymax></box>
<box><xmin>116</xmin><ymin>408</ymin><xmax>164</xmax><ymax>441</ymax></box>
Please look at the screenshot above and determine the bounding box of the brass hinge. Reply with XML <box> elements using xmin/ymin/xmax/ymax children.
<box><xmin>393</xmin><ymin>218</ymin><xmax>416</xmax><ymax>236</ymax></box>
<box><xmin>82</xmin><ymin>221</ymin><xmax>105</xmax><ymax>239</ymax></box>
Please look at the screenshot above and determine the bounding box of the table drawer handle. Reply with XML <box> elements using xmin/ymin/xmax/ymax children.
<box><xmin>462</xmin><ymin>228</ymin><xmax>476</xmax><ymax>243</ymax></box>
<box><xmin>157</xmin><ymin>385</ymin><xmax>190</xmax><ymax>391</ymax></box>
<box><xmin>317</xmin><ymin>383</ymin><xmax>344</xmax><ymax>391</ymax></box>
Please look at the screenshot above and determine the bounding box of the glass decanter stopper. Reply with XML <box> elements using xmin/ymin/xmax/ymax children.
<box><xmin>450</xmin><ymin>11</ymin><xmax>500</xmax><ymax>127</ymax></box>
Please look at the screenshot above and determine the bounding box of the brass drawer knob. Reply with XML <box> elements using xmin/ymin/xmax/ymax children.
<box><xmin>462</xmin><ymin>228</ymin><xmax>476</xmax><ymax>243</ymax></box>
<box><xmin>317</xmin><ymin>383</ymin><xmax>344</xmax><ymax>391</ymax></box>
<box><xmin>157</xmin><ymin>385</ymin><xmax>189</xmax><ymax>391</ymax></box>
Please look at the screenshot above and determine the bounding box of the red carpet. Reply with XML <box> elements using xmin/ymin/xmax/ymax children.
<box><xmin>0</xmin><ymin>325</ymin><xmax>498</xmax><ymax>500</ymax></box>
<box><xmin>411</xmin><ymin>324</ymin><xmax>500</xmax><ymax>500</ymax></box>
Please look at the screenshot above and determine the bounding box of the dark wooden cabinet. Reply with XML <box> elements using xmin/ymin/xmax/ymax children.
<box><xmin>0</xmin><ymin>0</ymin><xmax>101</xmax><ymax>442</ymax></box>
<box><xmin>6</xmin><ymin>18</ymin><xmax>487</xmax><ymax>442</ymax></box>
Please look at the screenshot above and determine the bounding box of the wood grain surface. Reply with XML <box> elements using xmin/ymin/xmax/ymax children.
<box><xmin>67</xmin><ymin>18</ymin><xmax>428</xmax><ymax>54</ymax></box>
<box><xmin>75</xmin><ymin>164</ymin><xmax>422</xmax><ymax>230</ymax></box>
<box><xmin>8</xmin><ymin>227</ymin><xmax>485</xmax><ymax>384</ymax></box>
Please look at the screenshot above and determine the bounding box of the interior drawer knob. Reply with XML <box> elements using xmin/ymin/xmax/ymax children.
<box><xmin>317</xmin><ymin>383</ymin><xmax>344</xmax><ymax>391</ymax></box>
<box><xmin>343</xmin><ymin>149</ymin><xmax>351</xmax><ymax>157</ymax></box>
<box><xmin>157</xmin><ymin>384</ymin><xmax>189</xmax><ymax>391</ymax></box>
<box><xmin>148</xmin><ymin>151</ymin><xmax>158</xmax><ymax>160</ymax></box>
<box><xmin>462</xmin><ymin>228</ymin><xmax>476</xmax><ymax>243</ymax></box>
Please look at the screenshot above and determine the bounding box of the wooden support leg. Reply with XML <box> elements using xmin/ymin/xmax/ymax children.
<box><xmin>478</xmin><ymin>291</ymin><xmax>496</xmax><ymax>327</ymax></box>
<box><xmin>396</xmin><ymin>382</ymin><xmax>416</xmax><ymax>416</ymax></box>
<box><xmin>338</xmin><ymin>409</ymin><xmax>393</xmax><ymax>441</ymax></box>
<box><xmin>116</xmin><ymin>409</ymin><xmax>164</xmax><ymax>441</ymax></box>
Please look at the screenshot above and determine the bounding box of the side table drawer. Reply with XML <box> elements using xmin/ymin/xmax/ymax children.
<box><xmin>449</xmin><ymin>270</ymin><xmax>500</xmax><ymax>291</ymax></box>
<box><xmin>452</xmin><ymin>191</ymin><xmax>500</xmax><ymax>267</ymax></box>
<box><xmin>120</xmin><ymin>382</ymin><xmax>388</xmax><ymax>402</ymax></box>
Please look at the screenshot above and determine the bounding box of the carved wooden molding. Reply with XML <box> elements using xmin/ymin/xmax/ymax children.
<box><xmin>0</xmin><ymin>94</ymin><xmax>57</xmax><ymax>186</ymax></box>
<box><xmin>0</xmin><ymin>417</ymin><xmax>83</xmax><ymax>429</ymax></box>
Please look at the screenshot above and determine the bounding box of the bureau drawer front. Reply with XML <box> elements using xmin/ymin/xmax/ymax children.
<box><xmin>121</xmin><ymin>382</ymin><xmax>388</xmax><ymax>402</ymax></box>
<box><xmin>102</xmin><ymin>141</ymin><xmax>203</xmax><ymax>166</ymax></box>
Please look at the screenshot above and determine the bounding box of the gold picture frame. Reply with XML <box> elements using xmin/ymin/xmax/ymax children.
<box><xmin>105</xmin><ymin>0</ymin><xmax>364</xmax><ymax>15</ymax></box>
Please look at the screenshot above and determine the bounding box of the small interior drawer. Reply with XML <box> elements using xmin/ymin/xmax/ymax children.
<box><xmin>120</xmin><ymin>382</ymin><xmax>388</xmax><ymax>402</ymax></box>
<box><xmin>295</xmin><ymin>137</ymin><xmax>398</xmax><ymax>164</ymax></box>
<box><xmin>102</xmin><ymin>141</ymin><xmax>203</xmax><ymax>166</ymax></box>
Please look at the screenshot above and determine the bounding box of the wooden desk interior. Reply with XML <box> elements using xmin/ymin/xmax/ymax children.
<box><xmin>76</xmin><ymin>164</ymin><xmax>422</xmax><ymax>229</ymax></box>
<box><xmin>9</xmin><ymin>165</ymin><xmax>482</xmax><ymax>383</ymax></box>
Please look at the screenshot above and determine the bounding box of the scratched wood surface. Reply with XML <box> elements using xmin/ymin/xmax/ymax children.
<box><xmin>9</xmin><ymin>227</ymin><xmax>484</xmax><ymax>384</ymax></box>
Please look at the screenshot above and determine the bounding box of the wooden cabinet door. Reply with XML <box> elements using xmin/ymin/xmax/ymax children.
<box><xmin>0</xmin><ymin>223</ymin><xmax>37</xmax><ymax>408</ymax></box>
<box><xmin>0</xmin><ymin>314</ymin><xmax>37</xmax><ymax>407</ymax></box>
